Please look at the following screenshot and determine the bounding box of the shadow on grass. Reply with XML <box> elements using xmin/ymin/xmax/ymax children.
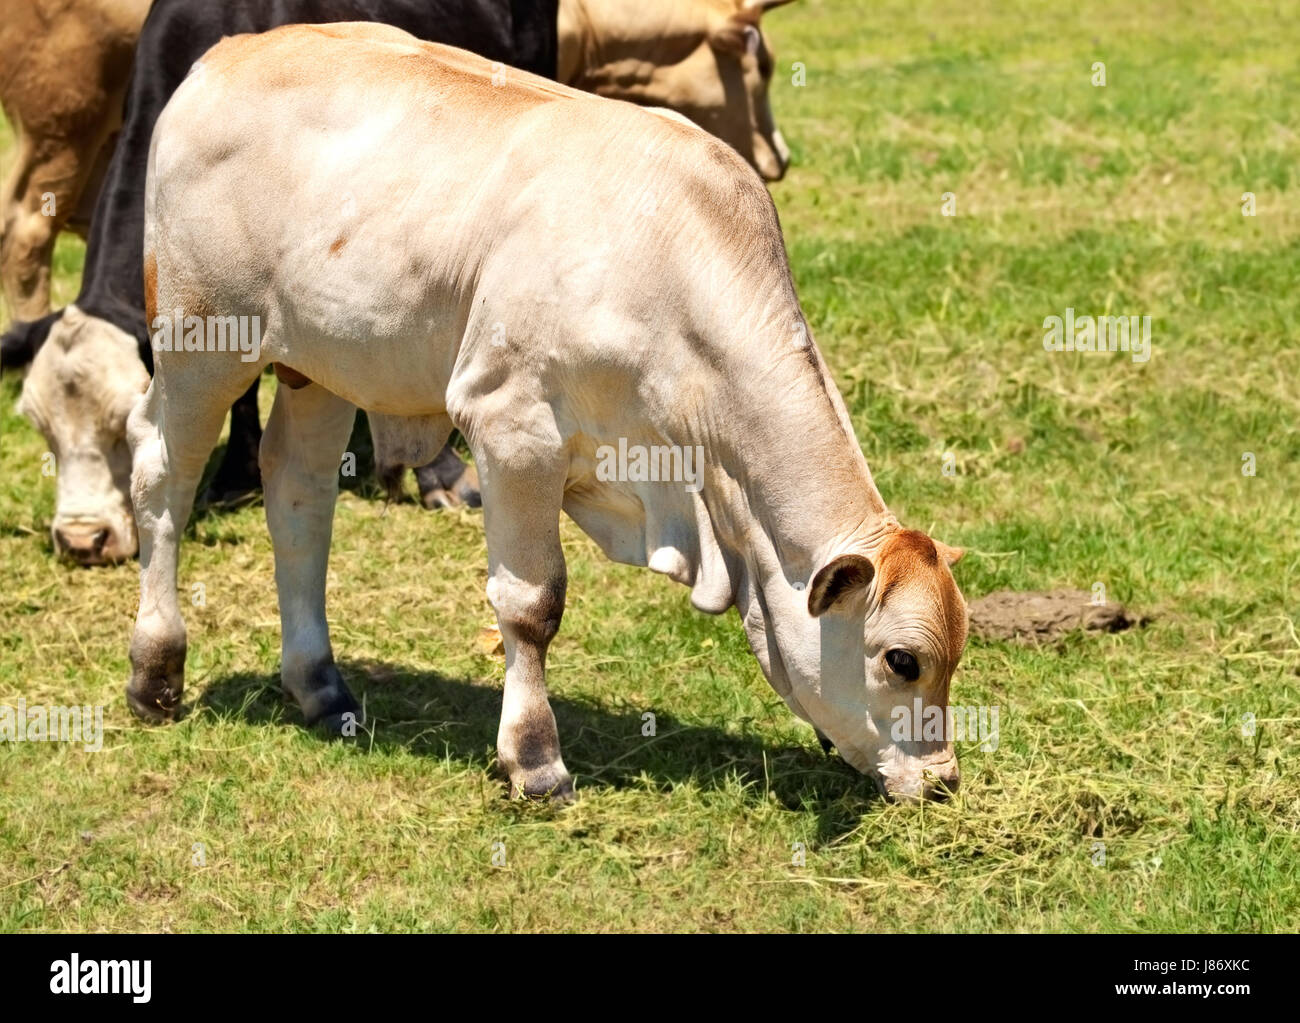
<box><xmin>197</xmin><ymin>659</ymin><xmax>881</xmax><ymax>839</ymax></box>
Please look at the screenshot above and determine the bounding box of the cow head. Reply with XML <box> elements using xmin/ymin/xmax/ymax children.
<box><xmin>11</xmin><ymin>306</ymin><xmax>147</xmax><ymax>565</ymax></box>
<box><xmin>558</xmin><ymin>0</ymin><xmax>795</xmax><ymax>181</ymax></box>
<box><xmin>745</xmin><ymin>527</ymin><xmax>969</xmax><ymax>801</ymax></box>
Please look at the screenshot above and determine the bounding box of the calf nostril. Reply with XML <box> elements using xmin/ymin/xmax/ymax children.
<box><xmin>923</xmin><ymin>768</ymin><xmax>960</xmax><ymax>802</ymax></box>
<box><xmin>92</xmin><ymin>529</ymin><xmax>109</xmax><ymax>553</ymax></box>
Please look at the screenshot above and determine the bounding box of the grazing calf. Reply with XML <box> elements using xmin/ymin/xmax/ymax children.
<box><xmin>3</xmin><ymin>0</ymin><xmax>797</xmax><ymax>563</ymax></box>
<box><xmin>132</xmin><ymin>23</ymin><xmax>968</xmax><ymax>802</ymax></box>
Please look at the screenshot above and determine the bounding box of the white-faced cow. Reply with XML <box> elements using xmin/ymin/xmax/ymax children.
<box><xmin>130</xmin><ymin>23</ymin><xmax>967</xmax><ymax>802</ymax></box>
<box><xmin>2</xmin><ymin>0</ymin><xmax>797</xmax><ymax>564</ymax></box>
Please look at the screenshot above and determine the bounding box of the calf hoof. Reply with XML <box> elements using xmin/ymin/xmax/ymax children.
<box><xmin>127</xmin><ymin>637</ymin><xmax>186</xmax><ymax>722</ymax></box>
<box><xmin>310</xmin><ymin>705</ymin><xmax>364</xmax><ymax>738</ymax></box>
<box><xmin>509</xmin><ymin>764</ymin><xmax>576</xmax><ymax>804</ymax></box>
<box><xmin>290</xmin><ymin>660</ymin><xmax>361</xmax><ymax>735</ymax></box>
<box><xmin>125</xmin><ymin>682</ymin><xmax>183</xmax><ymax>723</ymax></box>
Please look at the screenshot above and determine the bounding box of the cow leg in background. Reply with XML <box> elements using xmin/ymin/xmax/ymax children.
<box><xmin>202</xmin><ymin>376</ymin><xmax>264</xmax><ymax>504</ymax></box>
<box><xmin>0</xmin><ymin>134</ymin><xmax>83</xmax><ymax>322</ymax></box>
<box><xmin>259</xmin><ymin>380</ymin><xmax>360</xmax><ymax>731</ymax></box>
<box><xmin>126</xmin><ymin>367</ymin><xmax>254</xmax><ymax>721</ymax></box>
<box><xmin>412</xmin><ymin>442</ymin><xmax>481</xmax><ymax>509</ymax></box>
<box><xmin>476</xmin><ymin>451</ymin><xmax>573</xmax><ymax>801</ymax></box>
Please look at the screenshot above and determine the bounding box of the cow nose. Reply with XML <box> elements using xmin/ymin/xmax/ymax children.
<box><xmin>921</xmin><ymin>762</ymin><xmax>961</xmax><ymax>802</ymax></box>
<box><xmin>760</xmin><ymin>151</ymin><xmax>788</xmax><ymax>183</ymax></box>
<box><xmin>54</xmin><ymin>524</ymin><xmax>112</xmax><ymax>565</ymax></box>
<box><xmin>761</xmin><ymin>129</ymin><xmax>791</xmax><ymax>182</ymax></box>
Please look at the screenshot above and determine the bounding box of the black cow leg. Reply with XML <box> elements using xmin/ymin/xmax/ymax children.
<box><xmin>413</xmin><ymin>441</ymin><xmax>482</xmax><ymax>509</ymax></box>
<box><xmin>202</xmin><ymin>377</ymin><xmax>263</xmax><ymax>504</ymax></box>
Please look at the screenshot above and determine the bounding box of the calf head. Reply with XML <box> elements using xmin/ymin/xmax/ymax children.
<box><xmin>560</xmin><ymin>0</ymin><xmax>795</xmax><ymax>181</ymax></box>
<box><xmin>751</xmin><ymin>527</ymin><xmax>969</xmax><ymax>801</ymax></box>
<box><xmin>14</xmin><ymin>306</ymin><xmax>147</xmax><ymax>564</ymax></box>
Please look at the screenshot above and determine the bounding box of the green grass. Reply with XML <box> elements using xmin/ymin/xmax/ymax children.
<box><xmin>1</xmin><ymin>0</ymin><xmax>1297</xmax><ymax>932</ymax></box>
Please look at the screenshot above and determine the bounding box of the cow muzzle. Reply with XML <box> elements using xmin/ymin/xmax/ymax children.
<box><xmin>758</xmin><ymin>129</ymin><xmax>791</xmax><ymax>182</ymax></box>
<box><xmin>53</xmin><ymin>519</ymin><xmax>135</xmax><ymax>566</ymax></box>
<box><xmin>883</xmin><ymin>757</ymin><xmax>960</xmax><ymax>803</ymax></box>
<box><xmin>920</xmin><ymin>758</ymin><xmax>961</xmax><ymax>802</ymax></box>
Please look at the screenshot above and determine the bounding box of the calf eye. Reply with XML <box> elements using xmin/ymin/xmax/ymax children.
<box><xmin>885</xmin><ymin>649</ymin><xmax>920</xmax><ymax>682</ymax></box>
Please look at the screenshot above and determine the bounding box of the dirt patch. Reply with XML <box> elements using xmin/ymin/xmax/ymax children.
<box><xmin>968</xmin><ymin>589</ymin><xmax>1147</xmax><ymax>643</ymax></box>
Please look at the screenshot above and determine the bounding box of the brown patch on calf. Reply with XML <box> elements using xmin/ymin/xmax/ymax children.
<box><xmin>328</xmin><ymin>237</ymin><xmax>346</xmax><ymax>256</ymax></box>
<box><xmin>143</xmin><ymin>251</ymin><xmax>157</xmax><ymax>326</ymax></box>
<box><xmin>875</xmin><ymin>529</ymin><xmax>968</xmax><ymax>684</ymax></box>
<box><xmin>273</xmin><ymin>363</ymin><xmax>312</xmax><ymax>389</ymax></box>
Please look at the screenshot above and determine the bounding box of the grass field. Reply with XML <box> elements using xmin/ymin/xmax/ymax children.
<box><xmin>1</xmin><ymin>0</ymin><xmax>1297</xmax><ymax>932</ymax></box>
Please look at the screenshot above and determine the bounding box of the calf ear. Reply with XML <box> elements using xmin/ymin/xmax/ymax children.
<box><xmin>935</xmin><ymin>541</ymin><xmax>964</xmax><ymax>567</ymax></box>
<box><xmin>807</xmin><ymin>554</ymin><xmax>875</xmax><ymax>617</ymax></box>
<box><xmin>744</xmin><ymin>0</ymin><xmax>798</xmax><ymax>13</ymax></box>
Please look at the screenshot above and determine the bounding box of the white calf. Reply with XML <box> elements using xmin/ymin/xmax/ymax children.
<box><xmin>129</xmin><ymin>23</ymin><xmax>968</xmax><ymax>801</ymax></box>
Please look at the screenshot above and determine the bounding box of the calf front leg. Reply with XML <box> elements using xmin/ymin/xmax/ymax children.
<box><xmin>477</xmin><ymin>457</ymin><xmax>572</xmax><ymax>801</ymax></box>
<box><xmin>126</xmin><ymin>375</ymin><xmax>243</xmax><ymax>720</ymax></box>
<box><xmin>260</xmin><ymin>380</ymin><xmax>359</xmax><ymax>730</ymax></box>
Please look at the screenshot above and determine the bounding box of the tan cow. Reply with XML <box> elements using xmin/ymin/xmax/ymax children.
<box><xmin>129</xmin><ymin>24</ymin><xmax>967</xmax><ymax>802</ymax></box>
<box><xmin>0</xmin><ymin>0</ymin><xmax>791</xmax><ymax>326</ymax></box>
<box><xmin>0</xmin><ymin>0</ymin><xmax>152</xmax><ymax>322</ymax></box>
<box><xmin>560</xmin><ymin>0</ymin><xmax>793</xmax><ymax>181</ymax></box>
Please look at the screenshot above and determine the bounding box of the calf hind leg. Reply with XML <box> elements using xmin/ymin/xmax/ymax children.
<box><xmin>259</xmin><ymin>380</ymin><xmax>359</xmax><ymax>730</ymax></box>
<box><xmin>476</xmin><ymin>455</ymin><xmax>572</xmax><ymax>800</ymax></box>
